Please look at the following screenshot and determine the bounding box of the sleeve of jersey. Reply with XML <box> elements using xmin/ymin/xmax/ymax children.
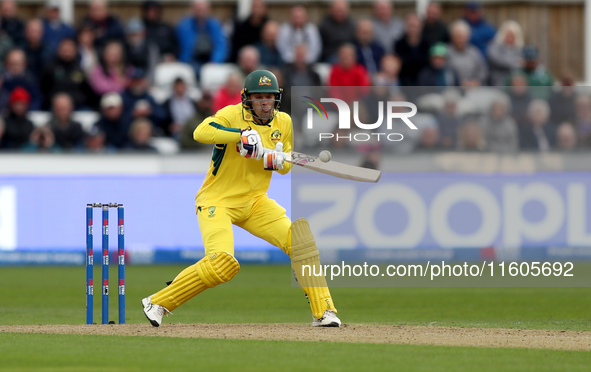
<box><xmin>193</xmin><ymin>110</ymin><xmax>241</xmax><ymax>144</ymax></box>
<box><xmin>277</xmin><ymin>116</ymin><xmax>293</xmax><ymax>175</ymax></box>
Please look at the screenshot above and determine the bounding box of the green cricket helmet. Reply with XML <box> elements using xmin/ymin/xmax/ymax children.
<box><xmin>241</xmin><ymin>70</ymin><xmax>282</xmax><ymax>124</ymax></box>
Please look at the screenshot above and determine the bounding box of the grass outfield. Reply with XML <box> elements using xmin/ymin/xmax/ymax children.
<box><xmin>1</xmin><ymin>264</ymin><xmax>590</xmax><ymax>371</ymax></box>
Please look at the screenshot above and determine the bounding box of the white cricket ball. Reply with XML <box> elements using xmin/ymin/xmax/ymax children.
<box><xmin>319</xmin><ymin>150</ymin><xmax>332</xmax><ymax>162</ymax></box>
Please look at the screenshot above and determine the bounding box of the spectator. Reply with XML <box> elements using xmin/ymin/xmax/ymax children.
<box><xmin>42</xmin><ymin>0</ymin><xmax>76</xmax><ymax>57</ymax></box>
<box><xmin>89</xmin><ymin>40</ymin><xmax>129</xmax><ymax>95</ymax></box>
<box><xmin>328</xmin><ymin>44</ymin><xmax>371</xmax><ymax>103</ymax></box>
<box><xmin>276</xmin><ymin>6</ymin><xmax>321</xmax><ymax>64</ymax></box>
<box><xmin>213</xmin><ymin>73</ymin><xmax>243</xmax><ymax>112</ymax></box>
<box><xmin>81</xmin><ymin>0</ymin><xmax>125</xmax><ymax>50</ymax></box>
<box><xmin>556</xmin><ymin>122</ymin><xmax>578</xmax><ymax>151</ymax></box>
<box><xmin>176</xmin><ymin>0</ymin><xmax>227</xmax><ymax>77</ymax></box>
<box><xmin>23</xmin><ymin>126</ymin><xmax>58</xmax><ymax>152</ymax></box>
<box><xmin>2</xmin><ymin>87</ymin><xmax>34</xmax><ymax>149</ymax></box>
<box><xmin>0</xmin><ymin>49</ymin><xmax>43</xmax><ymax>110</ymax></box>
<box><xmin>0</xmin><ymin>28</ymin><xmax>13</xmax><ymax>71</ymax></box>
<box><xmin>394</xmin><ymin>13</ymin><xmax>429</xmax><ymax>86</ymax></box>
<box><xmin>0</xmin><ymin>117</ymin><xmax>5</xmax><ymax>148</ymax></box>
<box><xmin>78</xmin><ymin>23</ymin><xmax>99</xmax><ymax>74</ymax></box>
<box><xmin>126</xmin><ymin>118</ymin><xmax>157</xmax><ymax>152</ymax></box>
<box><xmin>507</xmin><ymin>72</ymin><xmax>532</xmax><ymax>127</ymax></box>
<box><xmin>121</xmin><ymin>69</ymin><xmax>166</xmax><ymax>131</ymax></box>
<box><xmin>141</xmin><ymin>0</ymin><xmax>178</xmax><ymax>61</ymax></box>
<box><xmin>94</xmin><ymin>92</ymin><xmax>129</xmax><ymax>148</ymax></box>
<box><xmin>436</xmin><ymin>88</ymin><xmax>462</xmax><ymax>148</ymax></box>
<box><xmin>487</xmin><ymin>20</ymin><xmax>523</xmax><ymax>86</ymax></box>
<box><xmin>417</xmin><ymin>42</ymin><xmax>458</xmax><ymax>88</ymax></box>
<box><xmin>415</xmin><ymin>126</ymin><xmax>441</xmax><ymax>152</ymax></box>
<box><xmin>23</xmin><ymin>19</ymin><xmax>52</xmax><ymax>77</ymax></box>
<box><xmin>422</xmin><ymin>2</ymin><xmax>450</xmax><ymax>48</ymax></box>
<box><xmin>457</xmin><ymin>120</ymin><xmax>485</xmax><ymax>151</ymax></box>
<box><xmin>0</xmin><ymin>0</ymin><xmax>24</xmax><ymax>46</ymax></box>
<box><xmin>254</xmin><ymin>20</ymin><xmax>282</xmax><ymax>68</ymax></box>
<box><xmin>237</xmin><ymin>46</ymin><xmax>262</xmax><ymax>77</ymax></box>
<box><xmin>463</xmin><ymin>1</ymin><xmax>495</xmax><ymax>59</ymax></box>
<box><xmin>41</xmin><ymin>38</ymin><xmax>97</xmax><ymax>110</ymax></box>
<box><xmin>549</xmin><ymin>73</ymin><xmax>577</xmax><ymax>125</ymax></box>
<box><xmin>180</xmin><ymin>91</ymin><xmax>213</xmax><ymax>150</ymax></box>
<box><xmin>373</xmin><ymin>54</ymin><xmax>401</xmax><ymax>87</ymax></box>
<box><xmin>520</xmin><ymin>46</ymin><xmax>553</xmax><ymax>99</ymax></box>
<box><xmin>281</xmin><ymin>44</ymin><xmax>321</xmax><ymax>115</ymax></box>
<box><xmin>319</xmin><ymin>0</ymin><xmax>356</xmax><ymax>63</ymax></box>
<box><xmin>371</xmin><ymin>0</ymin><xmax>404</xmax><ymax>54</ymax></box>
<box><xmin>124</xmin><ymin>18</ymin><xmax>159</xmax><ymax>82</ymax></box>
<box><xmin>447</xmin><ymin>20</ymin><xmax>487</xmax><ymax>86</ymax></box>
<box><xmin>519</xmin><ymin>99</ymin><xmax>555</xmax><ymax>152</ymax></box>
<box><xmin>574</xmin><ymin>94</ymin><xmax>591</xmax><ymax>147</ymax></box>
<box><xmin>83</xmin><ymin>126</ymin><xmax>105</xmax><ymax>152</ymax></box>
<box><xmin>482</xmin><ymin>94</ymin><xmax>518</xmax><ymax>153</ymax></box>
<box><xmin>164</xmin><ymin>77</ymin><xmax>197</xmax><ymax>138</ymax></box>
<box><xmin>354</xmin><ymin>19</ymin><xmax>385</xmax><ymax>78</ymax></box>
<box><xmin>360</xmin><ymin>85</ymin><xmax>390</xmax><ymax>129</ymax></box>
<box><xmin>229</xmin><ymin>0</ymin><xmax>268</xmax><ymax>63</ymax></box>
<box><xmin>47</xmin><ymin>93</ymin><xmax>85</xmax><ymax>150</ymax></box>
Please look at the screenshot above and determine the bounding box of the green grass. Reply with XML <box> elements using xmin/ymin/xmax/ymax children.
<box><xmin>1</xmin><ymin>333</ymin><xmax>590</xmax><ymax>372</ymax></box>
<box><xmin>1</xmin><ymin>264</ymin><xmax>590</xmax><ymax>371</ymax></box>
<box><xmin>2</xmin><ymin>265</ymin><xmax>590</xmax><ymax>330</ymax></box>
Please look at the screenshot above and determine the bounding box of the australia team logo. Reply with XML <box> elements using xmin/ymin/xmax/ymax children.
<box><xmin>271</xmin><ymin>129</ymin><xmax>281</xmax><ymax>141</ymax></box>
<box><xmin>208</xmin><ymin>207</ymin><xmax>216</xmax><ymax>218</ymax></box>
<box><xmin>259</xmin><ymin>76</ymin><xmax>272</xmax><ymax>85</ymax></box>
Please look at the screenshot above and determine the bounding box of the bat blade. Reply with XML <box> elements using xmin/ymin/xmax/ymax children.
<box><xmin>286</xmin><ymin>151</ymin><xmax>381</xmax><ymax>183</ymax></box>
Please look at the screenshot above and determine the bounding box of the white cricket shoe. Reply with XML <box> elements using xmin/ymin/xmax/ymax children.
<box><xmin>142</xmin><ymin>296</ymin><xmax>170</xmax><ymax>327</ymax></box>
<box><xmin>312</xmin><ymin>310</ymin><xmax>341</xmax><ymax>327</ymax></box>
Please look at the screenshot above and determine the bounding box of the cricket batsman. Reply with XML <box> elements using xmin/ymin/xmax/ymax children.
<box><xmin>142</xmin><ymin>70</ymin><xmax>341</xmax><ymax>327</ymax></box>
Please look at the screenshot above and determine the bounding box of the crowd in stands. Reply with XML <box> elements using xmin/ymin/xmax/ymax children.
<box><xmin>0</xmin><ymin>0</ymin><xmax>586</xmax><ymax>157</ymax></box>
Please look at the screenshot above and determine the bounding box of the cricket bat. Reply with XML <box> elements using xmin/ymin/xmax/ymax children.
<box><xmin>263</xmin><ymin>148</ymin><xmax>381</xmax><ymax>183</ymax></box>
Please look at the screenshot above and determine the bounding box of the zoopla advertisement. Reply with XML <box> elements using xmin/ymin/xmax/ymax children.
<box><xmin>2</xmin><ymin>172</ymin><xmax>591</xmax><ymax>264</ymax></box>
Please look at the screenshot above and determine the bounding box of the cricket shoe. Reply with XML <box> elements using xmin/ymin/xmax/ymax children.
<box><xmin>312</xmin><ymin>310</ymin><xmax>341</xmax><ymax>327</ymax></box>
<box><xmin>142</xmin><ymin>296</ymin><xmax>171</xmax><ymax>327</ymax></box>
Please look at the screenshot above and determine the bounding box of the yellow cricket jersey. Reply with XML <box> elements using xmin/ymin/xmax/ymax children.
<box><xmin>193</xmin><ymin>103</ymin><xmax>293</xmax><ymax>208</ymax></box>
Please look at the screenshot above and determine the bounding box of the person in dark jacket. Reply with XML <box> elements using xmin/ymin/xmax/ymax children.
<box><xmin>23</xmin><ymin>19</ymin><xmax>52</xmax><ymax>77</ymax></box>
<box><xmin>519</xmin><ymin>99</ymin><xmax>556</xmax><ymax>152</ymax></box>
<box><xmin>0</xmin><ymin>0</ymin><xmax>24</xmax><ymax>46</ymax></box>
<box><xmin>120</xmin><ymin>68</ymin><xmax>166</xmax><ymax>133</ymax></box>
<box><xmin>40</xmin><ymin>38</ymin><xmax>97</xmax><ymax>110</ymax></box>
<box><xmin>93</xmin><ymin>92</ymin><xmax>129</xmax><ymax>148</ymax></box>
<box><xmin>80</xmin><ymin>0</ymin><xmax>125</xmax><ymax>50</ymax></box>
<box><xmin>463</xmin><ymin>1</ymin><xmax>495</xmax><ymax>59</ymax></box>
<box><xmin>319</xmin><ymin>0</ymin><xmax>356</xmax><ymax>62</ymax></box>
<box><xmin>47</xmin><ymin>93</ymin><xmax>85</xmax><ymax>150</ymax></box>
<box><xmin>229</xmin><ymin>0</ymin><xmax>268</xmax><ymax>63</ymax></box>
<box><xmin>141</xmin><ymin>0</ymin><xmax>178</xmax><ymax>61</ymax></box>
<box><xmin>353</xmin><ymin>18</ymin><xmax>384</xmax><ymax>78</ymax></box>
<box><xmin>422</xmin><ymin>2</ymin><xmax>450</xmax><ymax>48</ymax></box>
<box><xmin>42</xmin><ymin>0</ymin><xmax>76</xmax><ymax>57</ymax></box>
<box><xmin>417</xmin><ymin>43</ymin><xmax>458</xmax><ymax>88</ymax></box>
<box><xmin>394</xmin><ymin>13</ymin><xmax>429</xmax><ymax>86</ymax></box>
<box><xmin>2</xmin><ymin>87</ymin><xmax>34</xmax><ymax>149</ymax></box>
<box><xmin>0</xmin><ymin>49</ymin><xmax>43</xmax><ymax>111</ymax></box>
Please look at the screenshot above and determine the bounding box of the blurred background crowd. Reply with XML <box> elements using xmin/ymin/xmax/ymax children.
<box><xmin>0</xmin><ymin>0</ymin><xmax>586</xmax><ymax>157</ymax></box>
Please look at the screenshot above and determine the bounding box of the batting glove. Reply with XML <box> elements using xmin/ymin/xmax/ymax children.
<box><xmin>237</xmin><ymin>129</ymin><xmax>263</xmax><ymax>160</ymax></box>
<box><xmin>264</xmin><ymin>142</ymin><xmax>285</xmax><ymax>170</ymax></box>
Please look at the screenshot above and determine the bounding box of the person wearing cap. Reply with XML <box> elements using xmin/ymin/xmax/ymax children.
<box><xmin>120</xmin><ymin>68</ymin><xmax>166</xmax><ymax>132</ymax></box>
<box><xmin>417</xmin><ymin>42</ymin><xmax>458</xmax><ymax>88</ymax></box>
<box><xmin>42</xmin><ymin>0</ymin><xmax>76</xmax><ymax>56</ymax></box>
<box><xmin>141</xmin><ymin>0</ymin><xmax>178</xmax><ymax>61</ymax></box>
<box><xmin>176</xmin><ymin>0</ymin><xmax>228</xmax><ymax>77</ymax></box>
<box><xmin>2</xmin><ymin>87</ymin><xmax>34</xmax><ymax>149</ymax></box>
<box><xmin>463</xmin><ymin>1</ymin><xmax>496</xmax><ymax>59</ymax></box>
<box><xmin>520</xmin><ymin>45</ymin><xmax>553</xmax><ymax>99</ymax></box>
<box><xmin>93</xmin><ymin>92</ymin><xmax>129</xmax><ymax>148</ymax></box>
<box><xmin>124</xmin><ymin>17</ymin><xmax>159</xmax><ymax>82</ymax></box>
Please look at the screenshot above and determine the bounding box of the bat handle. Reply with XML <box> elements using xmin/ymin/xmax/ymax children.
<box><xmin>262</xmin><ymin>146</ymin><xmax>289</xmax><ymax>159</ymax></box>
